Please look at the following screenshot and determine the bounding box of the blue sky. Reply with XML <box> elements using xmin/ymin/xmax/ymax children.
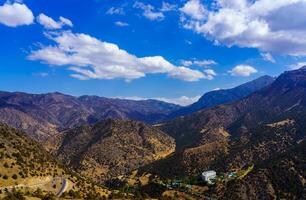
<box><xmin>1</xmin><ymin>0</ymin><xmax>306</xmax><ymax>105</ymax></box>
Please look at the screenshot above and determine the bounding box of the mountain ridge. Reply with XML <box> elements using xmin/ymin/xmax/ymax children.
<box><xmin>151</xmin><ymin>67</ymin><xmax>306</xmax><ymax>178</ymax></box>
<box><xmin>0</xmin><ymin>91</ymin><xmax>181</xmax><ymax>142</ymax></box>
<box><xmin>167</xmin><ymin>75</ymin><xmax>275</xmax><ymax>118</ymax></box>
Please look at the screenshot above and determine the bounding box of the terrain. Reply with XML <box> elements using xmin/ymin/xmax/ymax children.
<box><xmin>0</xmin><ymin>92</ymin><xmax>180</xmax><ymax>142</ymax></box>
<box><xmin>0</xmin><ymin>124</ymin><xmax>111</xmax><ymax>199</ymax></box>
<box><xmin>56</xmin><ymin>119</ymin><xmax>176</xmax><ymax>183</ymax></box>
<box><xmin>0</xmin><ymin>68</ymin><xmax>305</xmax><ymax>199</ymax></box>
<box><xmin>141</xmin><ymin>67</ymin><xmax>306</xmax><ymax>199</ymax></box>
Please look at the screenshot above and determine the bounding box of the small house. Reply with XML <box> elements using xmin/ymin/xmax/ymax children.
<box><xmin>201</xmin><ymin>170</ymin><xmax>216</xmax><ymax>184</ymax></box>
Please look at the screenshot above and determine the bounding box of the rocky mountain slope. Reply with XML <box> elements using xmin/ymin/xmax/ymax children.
<box><xmin>0</xmin><ymin>92</ymin><xmax>180</xmax><ymax>141</ymax></box>
<box><xmin>146</xmin><ymin>67</ymin><xmax>306</xmax><ymax>189</ymax></box>
<box><xmin>220</xmin><ymin>139</ymin><xmax>306</xmax><ymax>200</ymax></box>
<box><xmin>56</xmin><ymin>119</ymin><xmax>175</xmax><ymax>183</ymax></box>
<box><xmin>167</xmin><ymin>75</ymin><xmax>275</xmax><ymax>118</ymax></box>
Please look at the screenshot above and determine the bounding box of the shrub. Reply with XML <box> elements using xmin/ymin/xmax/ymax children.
<box><xmin>42</xmin><ymin>193</ymin><xmax>56</xmax><ymax>200</ymax></box>
<box><xmin>3</xmin><ymin>162</ymin><xmax>9</xmax><ymax>168</ymax></box>
<box><xmin>12</xmin><ymin>174</ymin><xmax>18</xmax><ymax>180</ymax></box>
<box><xmin>3</xmin><ymin>189</ymin><xmax>25</xmax><ymax>200</ymax></box>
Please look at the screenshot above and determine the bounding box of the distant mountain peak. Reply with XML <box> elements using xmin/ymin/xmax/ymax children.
<box><xmin>167</xmin><ymin>75</ymin><xmax>275</xmax><ymax>119</ymax></box>
<box><xmin>299</xmin><ymin>65</ymin><xmax>306</xmax><ymax>70</ymax></box>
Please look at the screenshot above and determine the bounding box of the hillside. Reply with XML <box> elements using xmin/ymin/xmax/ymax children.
<box><xmin>144</xmin><ymin>68</ymin><xmax>306</xmax><ymax>186</ymax></box>
<box><xmin>56</xmin><ymin>119</ymin><xmax>176</xmax><ymax>183</ymax></box>
<box><xmin>0</xmin><ymin>124</ymin><xmax>111</xmax><ymax>199</ymax></box>
<box><xmin>0</xmin><ymin>92</ymin><xmax>180</xmax><ymax>142</ymax></box>
<box><xmin>219</xmin><ymin>140</ymin><xmax>306</xmax><ymax>200</ymax></box>
<box><xmin>167</xmin><ymin>75</ymin><xmax>275</xmax><ymax>118</ymax></box>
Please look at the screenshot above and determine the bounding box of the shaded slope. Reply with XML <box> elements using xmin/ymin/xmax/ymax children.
<box><xmin>56</xmin><ymin>119</ymin><xmax>176</xmax><ymax>183</ymax></box>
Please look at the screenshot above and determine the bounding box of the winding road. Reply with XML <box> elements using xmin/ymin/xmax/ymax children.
<box><xmin>0</xmin><ymin>177</ymin><xmax>69</xmax><ymax>197</ymax></box>
<box><xmin>56</xmin><ymin>178</ymin><xmax>68</xmax><ymax>197</ymax></box>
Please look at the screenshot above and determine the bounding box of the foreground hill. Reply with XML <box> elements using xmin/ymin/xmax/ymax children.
<box><xmin>56</xmin><ymin>119</ymin><xmax>176</xmax><ymax>183</ymax></box>
<box><xmin>0</xmin><ymin>92</ymin><xmax>180</xmax><ymax>141</ymax></box>
<box><xmin>167</xmin><ymin>75</ymin><xmax>275</xmax><ymax>118</ymax></box>
<box><xmin>0</xmin><ymin>124</ymin><xmax>110</xmax><ymax>199</ymax></box>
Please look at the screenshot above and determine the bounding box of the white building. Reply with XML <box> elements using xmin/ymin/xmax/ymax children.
<box><xmin>201</xmin><ymin>170</ymin><xmax>216</xmax><ymax>184</ymax></box>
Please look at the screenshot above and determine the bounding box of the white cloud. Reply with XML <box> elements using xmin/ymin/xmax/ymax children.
<box><xmin>160</xmin><ymin>2</ymin><xmax>177</xmax><ymax>12</ymax></box>
<box><xmin>194</xmin><ymin>59</ymin><xmax>217</xmax><ymax>67</ymax></box>
<box><xmin>181</xmin><ymin>60</ymin><xmax>193</xmax><ymax>67</ymax></box>
<box><xmin>115</xmin><ymin>21</ymin><xmax>129</xmax><ymax>27</ymax></box>
<box><xmin>28</xmin><ymin>31</ymin><xmax>205</xmax><ymax>82</ymax></box>
<box><xmin>203</xmin><ymin>69</ymin><xmax>217</xmax><ymax>80</ymax></box>
<box><xmin>180</xmin><ymin>59</ymin><xmax>217</xmax><ymax>79</ymax></box>
<box><xmin>37</xmin><ymin>13</ymin><xmax>73</xmax><ymax>29</ymax></box>
<box><xmin>288</xmin><ymin>62</ymin><xmax>306</xmax><ymax>70</ymax></box>
<box><xmin>117</xmin><ymin>95</ymin><xmax>201</xmax><ymax>106</ymax></box>
<box><xmin>0</xmin><ymin>2</ymin><xmax>34</xmax><ymax>27</ymax></box>
<box><xmin>261</xmin><ymin>52</ymin><xmax>276</xmax><ymax>63</ymax></box>
<box><xmin>180</xmin><ymin>0</ymin><xmax>207</xmax><ymax>20</ymax></box>
<box><xmin>59</xmin><ymin>16</ymin><xmax>73</xmax><ymax>27</ymax></box>
<box><xmin>180</xmin><ymin>0</ymin><xmax>306</xmax><ymax>56</ymax></box>
<box><xmin>155</xmin><ymin>95</ymin><xmax>201</xmax><ymax>106</ymax></box>
<box><xmin>134</xmin><ymin>1</ymin><xmax>165</xmax><ymax>21</ymax></box>
<box><xmin>229</xmin><ymin>65</ymin><xmax>258</xmax><ymax>77</ymax></box>
<box><xmin>169</xmin><ymin>66</ymin><xmax>206</xmax><ymax>81</ymax></box>
<box><xmin>181</xmin><ymin>59</ymin><xmax>217</xmax><ymax>67</ymax></box>
<box><xmin>106</xmin><ymin>7</ymin><xmax>125</xmax><ymax>15</ymax></box>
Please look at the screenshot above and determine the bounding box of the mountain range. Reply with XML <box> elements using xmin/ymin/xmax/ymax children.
<box><xmin>1</xmin><ymin>67</ymin><xmax>306</xmax><ymax>199</ymax></box>
<box><xmin>144</xmin><ymin>67</ymin><xmax>306</xmax><ymax>199</ymax></box>
<box><xmin>0</xmin><ymin>92</ymin><xmax>180</xmax><ymax>142</ymax></box>
<box><xmin>0</xmin><ymin>75</ymin><xmax>274</xmax><ymax>143</ymax></box>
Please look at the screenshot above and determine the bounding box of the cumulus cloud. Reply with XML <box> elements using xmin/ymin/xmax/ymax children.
<box><xmin>0</xmin><ymin>2</ymin><xmax>34</xmax><ymax>27</ymax></box>
<box><xmin>261</xmin><ymin>52</ymin><xmax>276</xmax><ymax>63</ymax></box>
<box><xmin>115</xmin><ymin>21</ymin><xmax>129</xmax><ymax>27</ymax></box>
<box><xmin>288</xmin><ymin>62</ymin><xmax>306</xmax><ymax>70</ymax></box>
<box><xmin>134</xmin><ymin>1</ymin><xmax>165</xmax><ymax>21</ymax></box>
<box><xmin>37</xmin><ymin>13</ymin><xmax>73</xmax><ymax>29</ymax></box>
<box><xmin>117</xmin><ymin>95</ymin><xmax>201</xmax><ymax>106</ymax></box>
<box><xmin>229</xmin><ymin>65</ymin><xmax>257</xmax><ymax>77</ymax></box>
<box><xmin>27</xmin><ymin>31</ymin><xmax>205</xmax><ymax>82</ymax></box>
<box><xmin>180</xmin><ymin>0</ymin><xmax>306</xmax><ymax>56</ymax></box>
<box><xmin>180</xmin><ymin>0</ymin><xmax>207</xmax><ymax>20</ymax></box>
